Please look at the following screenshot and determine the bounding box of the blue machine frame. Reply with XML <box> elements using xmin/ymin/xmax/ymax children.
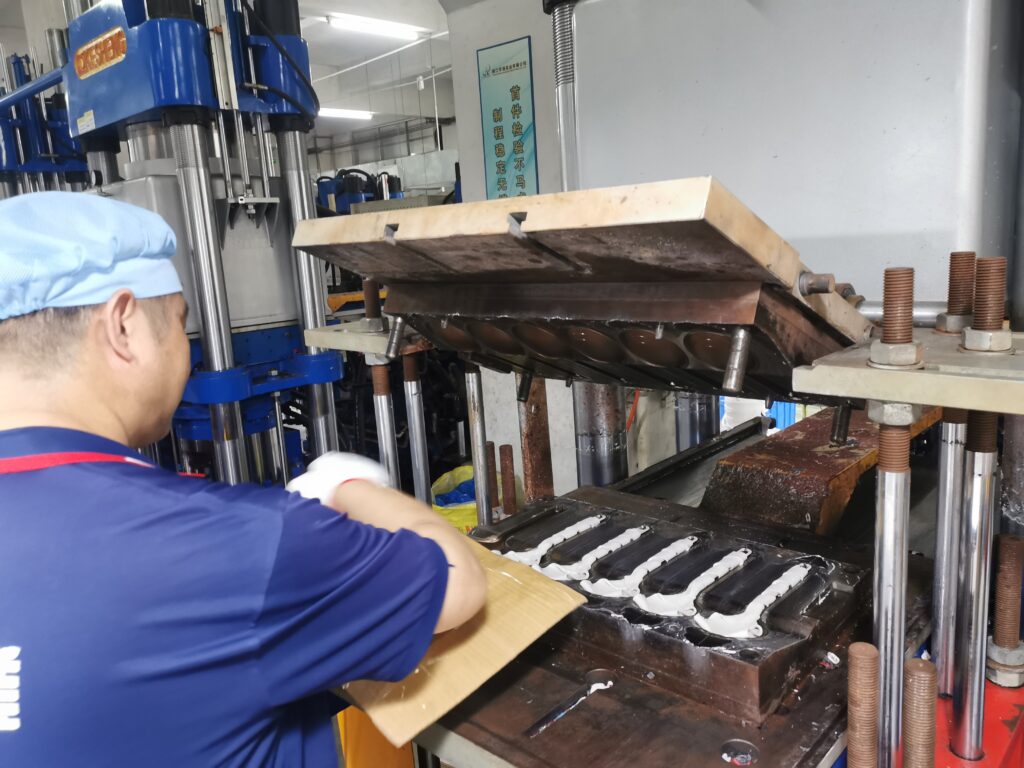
<box><xmin>0</xmin><ymin>0</ymin><xmax>344</xmax><ymax>476</ymax></box>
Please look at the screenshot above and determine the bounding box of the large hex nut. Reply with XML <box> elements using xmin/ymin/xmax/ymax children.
<box><xmin>935</xmin><ymin>312</ymin><xmax>972</xmax><ymax>334</ymax></box>
<box><xmin>962</xmin><ymin>327</ymin><xmax>1013</xmax><ymax>352</ymax></box>
<box><xmin>868</xmin><ymin>339</ymin><xmax>924</xmax><ymax>368</ymax></box>
<box><xmin>866</xmin><ymin>400</ymin><xmax>923</xmax><ymax>427</ymax></box>
<box><xmin>986</xmin><ymin>660</ymin><xmax>1024</xmax><ymax>688</ymax></box>
<box><xmin>988</xmin><ymin>640</ymin><xmax>1024</xmax><ymax>667</ymax></box>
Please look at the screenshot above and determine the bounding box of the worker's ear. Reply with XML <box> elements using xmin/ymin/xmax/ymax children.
<box><xmin>98</xmin><ymin>289</ymin><xmax>140</xmax><ymax>364</ymax></box>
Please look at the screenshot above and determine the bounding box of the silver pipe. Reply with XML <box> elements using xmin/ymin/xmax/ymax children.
<box><xmin>874</xmin><ymin>468</ymin><xmax>911</xmax><ymax>768</ymax></box>
<box><xmin>405</xmin><ymin>378</ymin><xmax>432</xmax><ymax>504</ymax></box>
<box><xmin>169</xmin><ymin>122</ymin><xmax>249</xmax><ymax>485</ymax></box>
<box><xmin>466</xmin><ymin>366</ymin><xmax>492</xmax><ymax>525</ymax></box>
<box><xmin>0</xmin><ymin>179</ymin><xmax>17</xmax><ymax>199</ymax></box>
<box><xmin>951</xmin><ymin>450</ymin><xmax>997</xmax><ymax>759</ymax></box>
<box><xmin>45</xmin><ymin>29</ymin><xmax>68</xmax><ymax>71</ymax></box>
<box><xmin>552</xmin><ymin>2</ymin><xmax>580</xmax><ymax>191</ymax></box>
<box><xmin>572</xmin><ymin>382</ymin><xmax>628</xmax><ymax>487</ymax></box>
<box><xmin>272</xmin><ymin>391</ymin><xmax>289</xmax><ymax>485</ymax></box>
<box><xmin>276</xmin><ymin>129</ymin><xmax>340</xmax><ymax>458</ymax></box>
<box><xmin>675</xmin><ymin>393</ymin><xmax>720</xmax><ymax>452</ymax></box>
<box><xmin>255</xmin><ymin>114</ymin><xmax>271</xmax><ymax>195</ymax></box>
<box><xmin>431</xmin><ymin>66</ymin><xmax>441</xmax><ymax>151</ymax></box>
<box><xmin>373</xmin><ymin>390</ymin><xmax>401</xmax><ymax>488</ymax></box>
<box><xmin>934</xmin><ymin>420</ymin><xmax>967</xmax><ymax>696</ymax></box>
<box><xmin>215</xmin><ymin>112</ymin><xmax>233</xmax><ymax>189</ymax></box>
<box><xmin>232</xmin><ymin>111</ymin><xmax>252</xmax><ymax>194</ymax></box>
<box><xmin>858</xmin><ymin>300</ymin><xmax>946</xmax><ymax>328</ymax></box>
<box><xmin>126</xmin><ymin>122</ymin><xmax>173</xmax><ymax>162</ymax></box>
<box><xmin>722</xmin><ymin>327</ymin><xmax>752</xmax><ymax>393</ymax></box>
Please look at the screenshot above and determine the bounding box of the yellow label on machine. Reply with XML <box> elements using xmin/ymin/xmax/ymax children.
<box><xmin>74</xmin><ymin>28</ymin><xmax>127</xmax><ymax>80</ymax></box>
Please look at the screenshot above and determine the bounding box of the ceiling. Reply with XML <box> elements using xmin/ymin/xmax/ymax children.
<box><xmin>299</xmin><ymin>1</ymin><xmax>455</xmax><ymax>143</ymax></box>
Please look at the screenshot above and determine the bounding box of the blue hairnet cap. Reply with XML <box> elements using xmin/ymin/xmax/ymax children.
<box><xmin>0</xmin><ymin>192</ymin><xmax>183</xmax><ymax>321</ymax></box>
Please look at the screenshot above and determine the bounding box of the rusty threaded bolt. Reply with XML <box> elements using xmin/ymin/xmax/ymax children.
<box><xmin>402</xmin><ymin>353</ymin><xmax>420</xmax><ymax>383</ymax></box>
<box><xmin>499</xmin><ymin>444</ymin><xmax>518</xmax><ymax>516</ymax></box>
<box><xmin>877</xmin><ymin>424</ymin><xmax>911</xmax><ymax>473</ymax></box>
<box><xmin>947</xmin><ymin>251</ymin><xmax>977</xmax><ymax>316</ymax></box>
<box><xmin>363</xmin><ymin>279</ymin><xmax>382</xmax><ymax>320</ymax></box>
<box><xmin>370</xmin><ymin>363</ymin><xmax>391</xmax><ymax>397</ymax></box>
<box><xmin>882</xmin><ymin>267</ymin><xmax>915</xmax><ymax>345</ymax></box>
<box><xmin>902</xmin><ymin>658</ymin><xmax>937</xmax><ymax>768</ymax></box>
<box><xmin>994</xmin><ymin>535</ymin><xmax>1024</xmax><ymax>650</ymax></box>
<box><xmin>848</xmin><ymin>642</ymin><xmax>879</xmax><ymax>768</ymax></box>
<box><xmin>485</xmin><ymin>441</ymin><xmax>499</xmax><ymax>513</ymax></box>
<box><xmin>944</xmin><ymin>407</ymin><xmax>969</xmax><ymax>425</ymax></box>
<box><xmin>972</xmin><ymin>257</ymin><xmax>1006</xmax><ymax>332</ymax></box>
<box><xmin>966</xmin><ymin>411</ymin><xmax>998</xmax><ymax>454</ymax></box>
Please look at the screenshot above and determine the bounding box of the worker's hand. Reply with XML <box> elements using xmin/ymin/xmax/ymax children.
<box><xmin>286</xmin><ymin>452</ymin><xmax>390</xmax><ymax>503</ymax></box>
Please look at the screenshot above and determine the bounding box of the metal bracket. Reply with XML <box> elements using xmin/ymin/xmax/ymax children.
<box><xmin>214</xmin><ymin>195</ymin><xmax>280</xmax><ymax>247</ymax></box>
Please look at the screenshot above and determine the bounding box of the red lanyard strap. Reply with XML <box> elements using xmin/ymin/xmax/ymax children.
<box><xmin>0</xmin><ymin>452</ymin><xmax>153</xmax><ymax>475</ymax></box>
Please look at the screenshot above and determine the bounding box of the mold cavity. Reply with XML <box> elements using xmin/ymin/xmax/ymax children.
<box><xmin>721</xmin><ymin>739</ymin><xmax>759</xmax><ymax>765</ymax></box>
<box><xmin>620</xmin><ymin>329</ymin><xmax>687</xmax><ymax>367</ymax></box>
<box><xmin>620</xmin><ymin>606</ymin><xmax>660</xmax><ymax>627</ymax></box>
<box><xmin>683</xmin><ymin>331</ymin><xmax>735</xmax><ymax>371</ymax></box>
<box><xmin>567</xmin><ymin>326</ymin><xmax>626</xmax><ymax>363</ymax></box>
<box><xmin>737</xmin><ymin>649</ymin><xmax>760</xmax><ymax>663</ymax></box>
<box><xmin>429</xmin><ymin>320</ymin><xmax>478</xmax><ymax>352</ymax></box>
<box><xmin>468</xmin><ymin>322</ymin><xmax>524</xmax><ymax>355</ymax></box>
<box><xmin>511</xmin><ymin>323</ymin><xmax>571</xmax><ymax>358</ymax></box>
<box><xmin>683</xmin><ymin>626</ymin><xmax>730</xmax><ymax>648</ymax></box>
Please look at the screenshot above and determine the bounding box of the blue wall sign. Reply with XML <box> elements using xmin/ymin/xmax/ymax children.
<box><xmin>477</xmin><ymin>36</ymin><xmax>539</xmax><ymax>200</ymax></box>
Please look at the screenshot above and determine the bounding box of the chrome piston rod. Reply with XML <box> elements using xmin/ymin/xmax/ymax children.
<box><xmin>276</xmin><ymin>130</ymin><xmax>339</xmax><ymax>458</ymax></box>
<box><xmin>169</xmin><ymin>123</ymin><xmax>249</xmax><ymax>485</ymax></box>
<box><xmin>875</xmin><ymin>469</ymin><xmax>910</xmax><ymax>768</ymax></box>
<box><xmin>465</xmin><ymin>365</ymin><xmax>493</xmax><ymax>525</ymax></box>
<box><xmin>951</xmin><ymin>450</ymin><xmax>997</xmax><ymax>759</ymax></box>
<box><xmin>934</xmin><ymin>420</ymin><xmax>967</xmax><ymax>696</ymax></box>
<box><xmin>404</xmin><ymin>358</ymin><xmax>432</xmax><ymax>504</ymax></box>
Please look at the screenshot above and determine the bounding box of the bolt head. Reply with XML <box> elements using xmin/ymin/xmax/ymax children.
<box><xmin>935</xmin><ymin>312</ymin><xmax>972</xmax><ymax>334</ymax></box>
<box><xmin>866</xmin><ymin>400</ymin><xmax>922</xmax><ymax>427</ymax></box>
<box><xmin>868</xmin><ymin>339</ymin><xmax>924</xmax><ymax>368</ymax></box>
<box><xmin>962</xmin><ymin>327</ymin><xmax>1013</xmax><ymax>352</ymax></box>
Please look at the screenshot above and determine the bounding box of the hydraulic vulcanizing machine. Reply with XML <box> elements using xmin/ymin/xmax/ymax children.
<box><xmin>294</xmin><ymin>178</ymin><xmax>1024</xmax><ymax>767</ymax></box>
<box><xmin>0</xmin><ymin>0</ymin><xmax>343</xmax><ymax>485</ymax></box>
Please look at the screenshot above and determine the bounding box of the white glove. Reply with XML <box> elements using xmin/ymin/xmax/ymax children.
<box><xmin>286</xmin><ymin>452</ymin><xmax>391</xmax><ymax>504</ymax></box>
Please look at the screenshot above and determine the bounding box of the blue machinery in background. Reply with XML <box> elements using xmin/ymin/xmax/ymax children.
<box><xmin>316</xmin><ymin>169</ymin><xmax>404</xmax><ymax>215</ymax></box>
<box><xmin>0</xmin><ymin>0</ymin><xmax>342</xmax><ymax>485</ymax></box>
<box><xmin>0</xmin><ymin>47</ymin><xmax>88</xmax><ymax>195</ymax></box>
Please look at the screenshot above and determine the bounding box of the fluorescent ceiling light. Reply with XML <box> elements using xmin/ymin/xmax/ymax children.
<box><xmin>319</xmin><ymin>108</ymin><xmax>374</xmax><ymax>120</ymax></box>
<box><xmin>327</xmin><ymin>13</ymin><xmax>425</xmax><ymax>41</ymax></box>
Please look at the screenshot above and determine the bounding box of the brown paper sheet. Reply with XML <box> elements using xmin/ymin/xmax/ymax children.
<box><xmin>340</xmin><ymin>540</ymin><xmax>586</xmax><ymax>747</ymax></box>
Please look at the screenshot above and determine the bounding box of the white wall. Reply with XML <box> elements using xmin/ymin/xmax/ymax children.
<box><xmin>443</xmin><ymin>0</ymin><xmax>580</xmax><ymax>495</ymax></box>
<box><xmin>573</xmin><ymin>0</ymin><xmax>1022</xmax><ymax>305</ymax></box>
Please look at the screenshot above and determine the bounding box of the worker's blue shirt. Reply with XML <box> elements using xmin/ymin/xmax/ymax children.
<box><xmin>0</xmin><ymin>427</ymin><xmax>449</xmax><ymax>767</ymax></box>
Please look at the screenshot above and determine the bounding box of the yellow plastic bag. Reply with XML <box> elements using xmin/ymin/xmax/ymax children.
<box><xmin>431</xmin><ymin>465</ymin><xmax>479</xmax><ymax>533</ymax></box>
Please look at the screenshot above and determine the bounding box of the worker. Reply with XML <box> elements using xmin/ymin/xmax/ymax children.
<box><xmin>0</xmin><ymin>192</ymin><xmax>487</xmax><ymax>767</ymax></box>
